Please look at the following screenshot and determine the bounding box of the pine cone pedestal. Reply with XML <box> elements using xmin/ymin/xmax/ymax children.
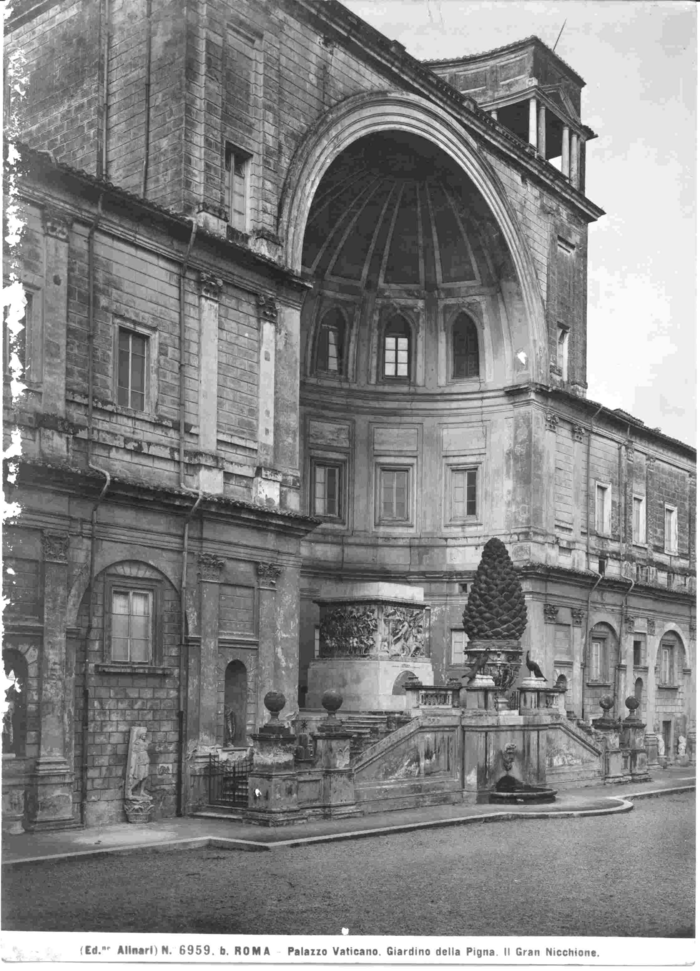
<box><xmin>464</xmin><ymin>640</ymin><xmax>522</xmax><ymax>710</ymax></box>
<box><xmin>518</xmin><ymin>675</ymin><xmax>548</xmax><ymax>712</ymax></box>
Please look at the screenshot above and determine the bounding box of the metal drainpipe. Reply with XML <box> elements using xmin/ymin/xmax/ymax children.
<box><xmin>178</xmin><ymin>489</ymin><xmax>203</xmax><ymax>817</ymax></box>
<box><xmin>98</xmin><ymin>0</ymin><xmax>110</xmax><ymax>179</ymax></box>
<box><xmin>141</xmin><ymin>0</ymin><xmax>152</xmax><ymax>198</ymax></box>
<box><xmin>581</xmin><ymin>401</ymin><xmax>605</xmax><ymax>718</ymax></box>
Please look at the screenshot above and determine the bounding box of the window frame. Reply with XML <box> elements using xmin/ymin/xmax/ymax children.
<box><xmin>104</xmin><ymin>575</ymin><xmax>162</xmax><ymax>666</ymax></box>
<box><xmin>315</xmin><ymin>308</ymin><xmax>346</xmax><ymax>376</ymax></box>
<box><xmin>225</xmin><ymin>144</ymin><xmax>252</xmax><ymax>233</ymax></box>
<box><xmin>556</xmin><ymin>324</ymin><xmax>570</xmax><ymax>381</ymax></box>
<box><xmin>659</xmin><ymin>640</ymin><xmax>676</xmax><ymax>686</ymax></box>
<box><xmin>589</xmin><ymin>634</ymin><xmax>609</xmax><ymax>684</ymax></box>
<box><xmin>375</xmin><ymin>463</ymin><xmax>413</xmax><ymax>527</ymax></box>
<box><xmin>451</xmin><ymin>628</ymin><xmax>468</xmax><ymax>665</ymax></box>
<box><xmin>446</xmin><ymin>464</ymin><xmax>480</xmax><ymax>525</ymax></box>
<box><xmin>595</xmin><ymin>482</ymin><xmax>611</xmax><ymax>536</ymax></box>
<box><xmin>664</xmin><ymin>505</ymin><xmax>678</xmax><ymax>555</ymax></box>
<box><xmin>381</xmin><ymin>313</ymin><xmax>412</xmax><ymax>383</ymax></box>
<box><xmin>632</xmin><ymin>636</ymin><xmax>646</xmax><ymax>668</ymax></box>
<box><xmin>451</xmin><ymin>312</ymin><xmax>480</xmax><ymax>381</ymax></box>
<box><xmin>113</xmin><ymin>319</ymin><xmax>157</xmax><ymax>414</ymax></box>
<box><xmin>310</xmin><ymin>458</ymin><xmax>346</xmax><ymax>523</ymax></box>
<box><xmin>632</xmin><ymin>495</ymin><xmax>647</xmax><ymax>545</ymax></box>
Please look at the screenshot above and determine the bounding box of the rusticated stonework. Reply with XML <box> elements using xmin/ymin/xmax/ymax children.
<box><xmin>42</xmin><ymin>207</ymin><xmax>71</xmax><ymax>240</ymax></box>
<box><xmin>543</xmin><ymin>603</ymin><xmax>559</xmax><ymax>624</ymax></box>
<box><xmin>571</xmin><ymin>607</ymin><xmax>585</xmax><ymax>627</ymax></box>
<box><xmin>257</xmin><ymin>294</ymin><xmax>278</xmax><ymax>322</ymax></box>
<box><xmin>198</xmin><ymin>553</ymin><xmax>225</xmax><ymax>582</ymax></box>
<box><xmin>320</xmin><ymin>605</ymin><xmax>378</xmax><ymax>657</ymax></box>
<box><xmin>42</xmin><ymin>533</ymin><xmax>69</xmax><ymax>563</ymax></box>
<box><xmin>198</xmin><ymin>272</ymin><xmax>224</xmax><ymax>300</ymax></box>
<box><xmin>382</xmin><ymin>605</ymin><xmax>425</xmax><ymax>658</ymax></box>
<box><xmin>257</xmin><ymin>562</ymin><xmax>282</xmax><ymax>587</ymax></box>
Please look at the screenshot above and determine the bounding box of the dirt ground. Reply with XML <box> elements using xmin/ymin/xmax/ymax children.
<box><xmin>2</xmin><ymin>793</ymin><xmax>694</xmax><ymax>937</ymax></box>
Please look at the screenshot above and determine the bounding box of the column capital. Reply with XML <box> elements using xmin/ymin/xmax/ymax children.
<box><xmin>625</xmin><ymin>615</ymin><xmax>636</xmax><ymax>634</ymax></box>
<box><xmin>647</xmin><ymin>619</ymin><xmax>656</xmax><ymax>635</ymax></box>
<box><xmin>571</xmin><ymin>607</ymin><xmax>585</xmax><ymax>627</ymax></box>
<box><xmin>198</xmin><ymin>272</ymin><xmax>224</xmax><ymax>301</ymax></box>
<box><xmin>42</xmin><ymin>207</ymin><xmax>71</xmax><ymax>241</ymax></box>
<box><xmin>42</xmin><ymin>532</ymin><xmax>69</xmax><ymax>564</ymax></box>
<box><xmin>257</xmin><ymin>293</ymin><xmax>278</xmax><ymax>323</ymax></box>
<box><xmin>257</xmin><ymin>562</ymin><xmax>282</xmax><ymax>588</ymax></box>
<box><xmin>197</xmin><ymin>553</ymin><xmax>225</xmax><ymax>583</ymax></box>
<box><xmin>544</xmin><ymin>603</ymin><xmax>559</xmax><ymax>624</ymax></box>
<box><xmin>545</xmin><ymin>413</ymin><xmax>559</xmax><ymax>432</ymax></box>
<box><xmin>572</xmin><ymin>424</ymin><xmax>586</xmax><ymax>442</ymax></box>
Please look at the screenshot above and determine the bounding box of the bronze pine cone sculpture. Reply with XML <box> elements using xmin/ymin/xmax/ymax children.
<box><xmin>462</xmin><ymin>537</ymin><xmax>527</xmax><ymax>640</ymax></box>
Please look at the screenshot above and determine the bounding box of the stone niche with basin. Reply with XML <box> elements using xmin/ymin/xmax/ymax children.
<box><xmin>306</xmin><ymin>582</ymin><xmax>434</xmax><ymax>711</ymax></box>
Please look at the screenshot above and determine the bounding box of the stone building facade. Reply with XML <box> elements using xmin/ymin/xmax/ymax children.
<box><xmin>3</xmin><ymin>0</ymin><xmax>695</xmax><ymax>830</ymax></box>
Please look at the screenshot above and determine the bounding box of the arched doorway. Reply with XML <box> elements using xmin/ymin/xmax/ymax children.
<box><xmin>392</xmin><ymin>671</ymin><xmax>417</xmax><ymax>695</ymax></box>
<box><xmin>224</xmin><ymin>660</ymin><xmax>247</xmax><ymax>747</ymax></box>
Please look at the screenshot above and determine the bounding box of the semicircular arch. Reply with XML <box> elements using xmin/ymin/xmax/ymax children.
<box><xmin>279</xmin><ymin>90</ymin><xmax>548</xmax><ymax>381</ymax></box>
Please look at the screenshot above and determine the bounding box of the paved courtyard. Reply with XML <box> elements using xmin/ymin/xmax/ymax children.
<box><xmin>2</xmin><ymin>792</ymin><xmax>694</xmax><ymax>937</ymax></box>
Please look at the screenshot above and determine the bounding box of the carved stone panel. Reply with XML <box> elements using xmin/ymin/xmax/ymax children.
<box><xmin>198</xmin><ymin>553</ymin><xmax>225</xmax><ymax>583</ymax></box>
<box><xmin>42</xmin><ymin>533</ymin><xmax>69</xmax><ymax>564</ymax></box>
<box><xmin>544</xmin><ymin>603</ymin><xmax>559</xmax><ymax>624</ymax></box>
<box><xmin>42</xmin><ymin>208</ymin><xmax>71</xmax><ymax>241</ymax></box>
<box><xmin>571</xmin><ymin>608</ymin><xmax>585</xmax><ymax>627</ymax></box>
<box><xmin>319</xmin><ymin>605</ymin><xmax>379</xmax><ymax>657</ymax></box>
<box><xmin>382</xmin><ymin>604</ymin><xmax>425</xmax><ymax>657</ymax></box>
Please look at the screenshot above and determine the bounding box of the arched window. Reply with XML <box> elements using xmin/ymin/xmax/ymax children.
<box><xmin>452</xmin><ymin>312</ymin><xmax>479</xmax><ymax>379</ymax></box>
<box><xmin>383</xmin><ymin>314</ymin><xmax>411</xmax><ymax>380</ymax></box>
<box><xmin>657</xmin><ymin>632</ymin><xmax>684</xmax><ymax>687</ymax></box>
<box><xmin>3</xmin><ymin>650</ymin><xmax>28</xmax><ymax>757</ymax></box>
<box><xmin>589</xmin><ymin>623</ymin><xmax>616</xmax><ymax>684</ymax></box>
<box><xmin>315</xmin><ymin>309</ymin><xmax>345</xmax><ymax>375</ymax></box>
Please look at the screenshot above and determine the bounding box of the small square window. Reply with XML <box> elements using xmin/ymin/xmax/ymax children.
<box><xmin>117</xmin><ymin>328</ymin><xmax>148</xmax><ymax>411</ymax></box>
<box><xmin>451</xmin><ymin>628</ymin><xmax>467</xmax><ymax>664</ymax></box>
<box><xmin>664</xmin><ymin>506</ymin><xmax>678</xmax><ymax>555</ymax></box>
<box><xmin>377</xmin><ymin>467</ymin><xmax>411</xmax><ymax>523</ymax></box>
<box><xmin>633</xmin><ymin>637</ymin><xmax>645</xmax><ymax>667</ymax></box>
<box><xmin>312</xmin><ymin>461</ymin><xmax>344</xmax><ymax>521</ymax></box>
<box><xmin>225</xmin><ymin>145</ymin><xmax>251</xmax><ymax>232</ymax></box>
<box><xmin>111</xmin><ymin>588</ymin><xmax>153</xmax><ymax>663</ymax></box>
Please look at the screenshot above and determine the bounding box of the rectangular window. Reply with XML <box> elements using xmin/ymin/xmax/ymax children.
<box><xmin>632</xmin><ymin>496</ymin><xmax>646</xmax><ymax>544</ymax></box>
<box><xmin>595</xmin><ymin>483</ymin><xmax>611</xmax><ymax>535</ymax></box>
<box><xmin>312</xmin><ymin>462</ymin><xmax>343</xmax><ymax>519</ymax></box>
<box><xmin>379</xmin><ymin>467</ymin><xmax>410</xmax><ymax>522</ymax></box>
<box><xmin>661</xmin><ymin>645</ymin><xmax>673</xmax><ymax>685</ymax></box>
<box><xmin>633</xmin><ymin>638</ymin><xmax>644</xmax><ymax>667</ymax></box>
<box><xmin>225</xmin><ymin>145</ymin><xmax>251</xmax><ymax>232</ymax></box>
<box><xmin>664</xmin><ymin>505</ymin><xmax>678</xmax><ymax>554</ymax></box>
<box><xmin>451</xmin><ymin>629</ymin><xmax>467</xmax><ymax>664</ymax></box>
<box><xmin>111</xmin><ymin>589</ymin><xmax>152</xmax><ymax>663</ymax></box>
<box><xmin>591</xmin><ymin>638</ymin><xmax>606</xmax><ymax>682</ymax></box>
<box><xmin>384</xmin><ymin>335</ymin><xmax>409</xmax><ymax>377</ymax></box>
<box><xmin>117</xmin><ymin>328</ymin><xmax>147</xmax><ymax>411</ymax></box>
<box><xmin>450</xmin><ymin>467</ymin><xmax>478</xmax><ymax>521</ymax></box>
<box><xmin>556</xmin><ymin>324</ymin><xmax>569</xmax><ymax>380</ymax></box>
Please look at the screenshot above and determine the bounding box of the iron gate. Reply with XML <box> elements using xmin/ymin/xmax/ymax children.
<box><xmin>207</xmin><ymin>754</ymin><xmax>253</xmax><ymax>809</ymax></box>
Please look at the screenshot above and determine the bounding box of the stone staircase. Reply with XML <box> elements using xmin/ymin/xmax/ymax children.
<box><xmin>339</xmin><ymin>711</ymin><xmax>412</xmax><ymax>761</ymax></box>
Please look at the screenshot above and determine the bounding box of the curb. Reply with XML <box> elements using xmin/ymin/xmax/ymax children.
<box><xmin>2</xmin><ymin>782</ymin><xmax>693</xmax><ymax>867</ymax></box>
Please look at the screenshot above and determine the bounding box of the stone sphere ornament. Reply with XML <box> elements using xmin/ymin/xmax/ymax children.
<box><xmin>625</xmin><ymin>696</ymin><xmax>640</xmax><ymax>712</ymax></box>
<box><xmin>321</xmin><ymin>688</ymin><xmax>343</xmax><ymax>716</ymax></box>
<box><xmin>599</xmin><ymin>695</ymin><xmax>614</xmax><ymax>712</ymax></box>
<box><xmin>264</xmin><ymin>690</ymin><xmax>286</xmax><ymax>721</ymax></box>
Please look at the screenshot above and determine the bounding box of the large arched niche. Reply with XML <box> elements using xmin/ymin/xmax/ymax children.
<box><xmin>279</xmin><ymin>91</ymin><xmax>548</xmax><ymax>382</ymax></box>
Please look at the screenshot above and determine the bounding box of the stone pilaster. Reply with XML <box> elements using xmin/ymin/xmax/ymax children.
<box><xmin>30</xmin><ymin>532</ymin><xmax>75</xmax><ymax>830</ymax></box>
<box><xmin>257</xmin><ymin>293</ymin><xmax>277</xmax><ymax>468</ymax></box>
<box><xmin>189</xmin><ymin>553</ymin><xmax>225</xmax><ymax>751</ymax></box>
<box><xmin>40</xmin><ymin>207</ymin><xmax>71</xmax><ymax>459</ymax></box>
<box><xmin>197</xmin><ymin>272</ymin><xmax>224</xmax><ymax>494</ymax></box>
<box><xmin>273</xmin><ymin>299</ymin><xmax>302</xmax><ymax>511</ymax></box>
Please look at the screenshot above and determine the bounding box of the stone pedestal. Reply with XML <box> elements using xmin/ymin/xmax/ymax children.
<box><xmin>464</xmin><ymin>673</ymin><xmax>497</xmax><ymax>710</ymax></box>
<box><xmin>313</xmin><ymin>725</ymin><xmax>361</xmax><ymax>818</ymax></box>
<box><xmin>645</xmin><ymin>731</ymin><xmax>659</xmax><ymax>767</ymax></box>
<box><xmin>308</xmin><ymin>584</ymin><xmax>433</xmax><ymax>711</ymax></box>
<box><xmin>519</xmin><ymin>676</ymin><xmax>547</xmax><ymax>712</ymax></box>
<box><xmin>28</xmin><ymin>757</ymin><xmax>76</xmax><ymax>832</ymax></box>
<box><xmin>2</xmin><ymin>787</ymin><xmax>26</xmax><ymax>835</ymax></box>
<box><xmin>687</xmin><ymin>730</ymin><xmax>695</xmax><ymax>765</ymax></box>
<box><xmin>620</xmin><ymin>715</ymin><xmax>651</xmax><ymax>783</ymax></box>
<box><xmin>243</xmin><ymin>693</ymin><xmax>305</xmax><ymax>826</ymax></box>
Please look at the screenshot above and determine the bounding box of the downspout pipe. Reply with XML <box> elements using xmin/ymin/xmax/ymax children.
<box><xmin>179</xmin><ymin>220</ymin><xmax>198</xmax><ymax>492</ymax></box>
<box><xmin>581</xmin><ymin>401</ymin><xmax>605</xmax><ymax>718</ymax></box>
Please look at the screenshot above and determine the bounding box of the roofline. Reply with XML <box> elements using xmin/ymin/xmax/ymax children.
<box><xmin>422</xmin><ymin>35</ymin><xmax>586</xmax><ymax>88</ymax></box>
